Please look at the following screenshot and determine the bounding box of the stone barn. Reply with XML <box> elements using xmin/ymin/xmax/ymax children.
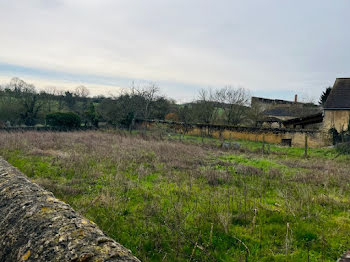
<box><xmin>323</xmin><ymin>78</ymin><xmax>350</xmax><ymax>132</ymax></box>
<box><xmin>251</xmin><ymin>96</ymin><xmax>321</xmax><ymax>128</ymax></box>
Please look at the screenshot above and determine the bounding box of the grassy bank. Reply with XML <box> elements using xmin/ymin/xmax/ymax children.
<box><xmin>0</xmin><ymin>130</ymin><xmax>349</xmax><ymax>261</ymax></box>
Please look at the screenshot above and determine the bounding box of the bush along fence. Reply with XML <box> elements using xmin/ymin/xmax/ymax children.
<box><xmin>0</xmin><ymin>158</ymin><xmax>140</xmax><ymax>262</ymax></box>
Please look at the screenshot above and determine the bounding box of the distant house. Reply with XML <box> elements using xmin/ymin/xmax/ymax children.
<box><xmin>251</xmin><ymin>96</ymin><xmax>321</xmax><ymax>128</ymax></box>
<box><xmin>323</xmin><ymin>78</ymin><xmax>350</xmax><ymax>132</ymax></box>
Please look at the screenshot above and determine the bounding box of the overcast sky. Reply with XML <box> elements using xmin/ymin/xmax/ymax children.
<box><xmin>0</xmin><ymin>0</ymin><xmax>349</xmax><ymax>102</ymax></box>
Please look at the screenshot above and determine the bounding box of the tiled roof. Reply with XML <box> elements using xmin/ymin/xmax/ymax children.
<box><xmin>324</xmin><ymin>78</ymin><xmax>350</xmax><ymax>109</ymax></box>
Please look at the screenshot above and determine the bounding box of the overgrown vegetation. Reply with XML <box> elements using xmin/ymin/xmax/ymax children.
<box><xmin>329</xmin><ymin>119</ymin><xmax>350</xmax><ymax>150</ymax></box>
<box><xmin>0</xmin><ymin>130</ymin><xmax>349</xmax><ymax>261</ymax></box>
<box><xmin>0</xmin><ymin>78</ymin><xmax>176</xmax><ymax>128</ymax></box>
<box><xmin>0</xmin><ymin>77</ymin><xmax>266</xmax><ymax>129</ymax></box>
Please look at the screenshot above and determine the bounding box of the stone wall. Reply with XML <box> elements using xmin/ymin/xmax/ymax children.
<box><xmin>323</xmin><ymin>110</ymin><xmax>350</xmax><ymax>133</ymax></box>
<box><xmin>0</xmin><ymin>158</ymin><xmax>140</xmax><ymax>262</ymax></box>
<box><xmin>140</xmin><ymin>120</ymin><xmax>331</xmax><ymax>148</ymax></box>
<box><xmin>188</xmin><ymin>127</ymin><xmax>328</xmax><ymax>148</ymax></box>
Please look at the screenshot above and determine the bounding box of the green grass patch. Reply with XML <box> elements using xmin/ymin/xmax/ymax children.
<box><xmin>0</xmin><ymin>130</ymin><xmax>348</xmax><ymax>261</ymax></box>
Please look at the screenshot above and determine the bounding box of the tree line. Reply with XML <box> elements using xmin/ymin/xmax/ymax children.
<box><xmin>0</xmin><ymin>77</ymin><xmax>266</xmax><ymax>129</ymax></box>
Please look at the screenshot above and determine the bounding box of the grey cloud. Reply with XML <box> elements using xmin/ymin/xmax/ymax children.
<box><xmin>0</xmin><ymin>0</ymin><xmax>349</xmax><ymax>101</ymax></box>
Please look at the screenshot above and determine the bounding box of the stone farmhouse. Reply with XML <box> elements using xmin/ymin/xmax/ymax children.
<box><xmin>253</xmin><ymin>78</ymin><xmax>350</xmax><ymax>135</ymax></box>
<box><xmin>146</xmin><ymin>78</ymin><xmax>350</xmax><ymax>147</ymax></box>
<box><xmin>323</xmin><ymin>78</ymin><xmax>350</xmax><ymax>133</ymax></box>
<box><xmin>246</xmin><ymin>78</ymin><xmax>350</xmax><ymax>146</ymax></box>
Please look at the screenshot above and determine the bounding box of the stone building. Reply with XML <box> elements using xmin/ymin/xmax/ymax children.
<box><xmin>251</xmin><ymin>96</ymin><xmax>321</xmax><ymax>128</ymax></box>
<box><xmin>323</xmin><ymin>78</ymin><xmax>350</xmax><ymax>132</ymax></box>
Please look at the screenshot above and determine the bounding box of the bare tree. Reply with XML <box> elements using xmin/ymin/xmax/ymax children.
<box><xmin>7</xmin><ymin>78</ymin><xmax>43</xmax><ymax>126</ymax></box>
<box><xmin>214</xmin><ymin>86</ymin><xmax>250</xmax><ymax>125</ymax></box>
<box><xmin>8</xmin><ymin>77</ymin><xmax>36</xmax><ymax>97</ymax></box>
<box><xmin>177</xmin><ymin>104</ymin><xmax>194</xmax><ymax>135</ymax></box>
<box><xmin>131</xmin><ymin>82</ymin><xmax>160</xmax><ymax>120</ymax></box>
<box><xmin>74</xmin><ymin>85</ymin><xmax>90</xmax><ymax>98</ymax></box>
<box><xmin>247</xmin><ymin>102</ymin><xmax>265</xmax><ymax>127</ymax></box>
<box><xmin>192</xmin><ymin>88</ymin><xmax>218</xmax><ymax>125</ymax></box>
<box><xmin>103</xmin><ymin>82</ymin><xmax>161</xmax><ymax>131</ymax></box>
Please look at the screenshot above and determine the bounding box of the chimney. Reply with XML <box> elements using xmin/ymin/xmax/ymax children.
<box><xmin>294</xmin><ymin>94</ymin><xmax>298</xmax><ymax>103</ymax></box>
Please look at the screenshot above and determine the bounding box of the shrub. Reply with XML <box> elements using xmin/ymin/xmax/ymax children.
<box><xmin>235</xmin><ymin>164</ymin><xmax>263</xmax><ymax>176</ymax></box>
<box><xmin>335</xmin><ymin>142</ymin><xmax>350</xmax><ymax>154</ymax></box>
<box><xmin>329</xmin><ymin>123</ymin><xmax>350</xmax><ymax>145</ymax></box>
<box><xmin>46</xmin><ymin>112</ymin><xmax>81</xmax><ymax>129</ymax></box>
<box><xmin>205</xmin><ymin>169</ymin><xmax>232</xmax><ymax>186</ymax></box>
<box><xmin>165</xmin><ymin>112</ymin><xmax>179</xmax><ymax>122</ymax></box>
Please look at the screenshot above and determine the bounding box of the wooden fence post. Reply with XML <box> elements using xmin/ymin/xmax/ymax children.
<box><xmin>262</xmin><ymin>136</ymin><xmax>265</xmax><ymax>155</ymax></box>
<box><xmin>304</xmin><ymin>134</ymin><xmax>308</xmax><ymax>158</ymax></box>
<box><xmin>201</xmin><ymin>127</ymin><xmax>204</xmax><ymax>144</ymax></box>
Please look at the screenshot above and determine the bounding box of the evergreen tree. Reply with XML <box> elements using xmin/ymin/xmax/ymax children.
<box><xmin>319</xmin><ymin>87</ymin><xmax>332</xmax><ymax>106</ymax></box>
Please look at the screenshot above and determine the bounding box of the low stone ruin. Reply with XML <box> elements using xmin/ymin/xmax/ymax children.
<box><xmin>0</xmin><ymin>158</ymin><xmax>140</xmax><ymax>262</ymax></box>
<box><xmin>221</xmin><ymin>141</ymin><xmax>241</xmax><ymax>150</ymax></box>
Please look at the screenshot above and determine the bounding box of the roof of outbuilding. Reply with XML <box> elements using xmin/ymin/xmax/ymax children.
<box><xmin>263</xmin><ymin>107</ymin><xmax>321</xmax><ymax>117</ymax></box>
<box><xmin>282</xmin><ymin>112</ymin><xmax>323</xmax><ymax>126</ymax></box>
<box><xmin>263</xmin><ymin>107</ymin><xmax>297</xmax><ymax>117</ymax></box>
<box><xmin>257</xmin><ymin>116</ymin><xmax>283</xmax><ymax>123</ymax></box>
<box><xmin>324</xmin><ymin>78</ymin><xmax>350</xmax><ymax>109</ymax></box>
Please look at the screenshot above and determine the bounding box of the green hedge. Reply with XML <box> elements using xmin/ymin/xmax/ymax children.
<box><xmin>46</xmin><ymin>112</ymin><xmax>81</xmax><ymax>129</ymax></box>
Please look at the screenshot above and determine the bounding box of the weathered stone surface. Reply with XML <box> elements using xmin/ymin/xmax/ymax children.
<box><xmin>221</xmin><ymin>142</ymin><xmax>240</xmax><ymax>150</ymax></box>
<box><xmin>0</xmin><ymin>158</ymin><xmax>140</xmax><ymax>262</ymax></box>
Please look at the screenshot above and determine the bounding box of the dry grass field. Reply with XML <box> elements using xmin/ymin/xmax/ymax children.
<box><xmin>0</xmin><ymin>130</ymin><xmax>349</xmax><ymax>261</ymax></box>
